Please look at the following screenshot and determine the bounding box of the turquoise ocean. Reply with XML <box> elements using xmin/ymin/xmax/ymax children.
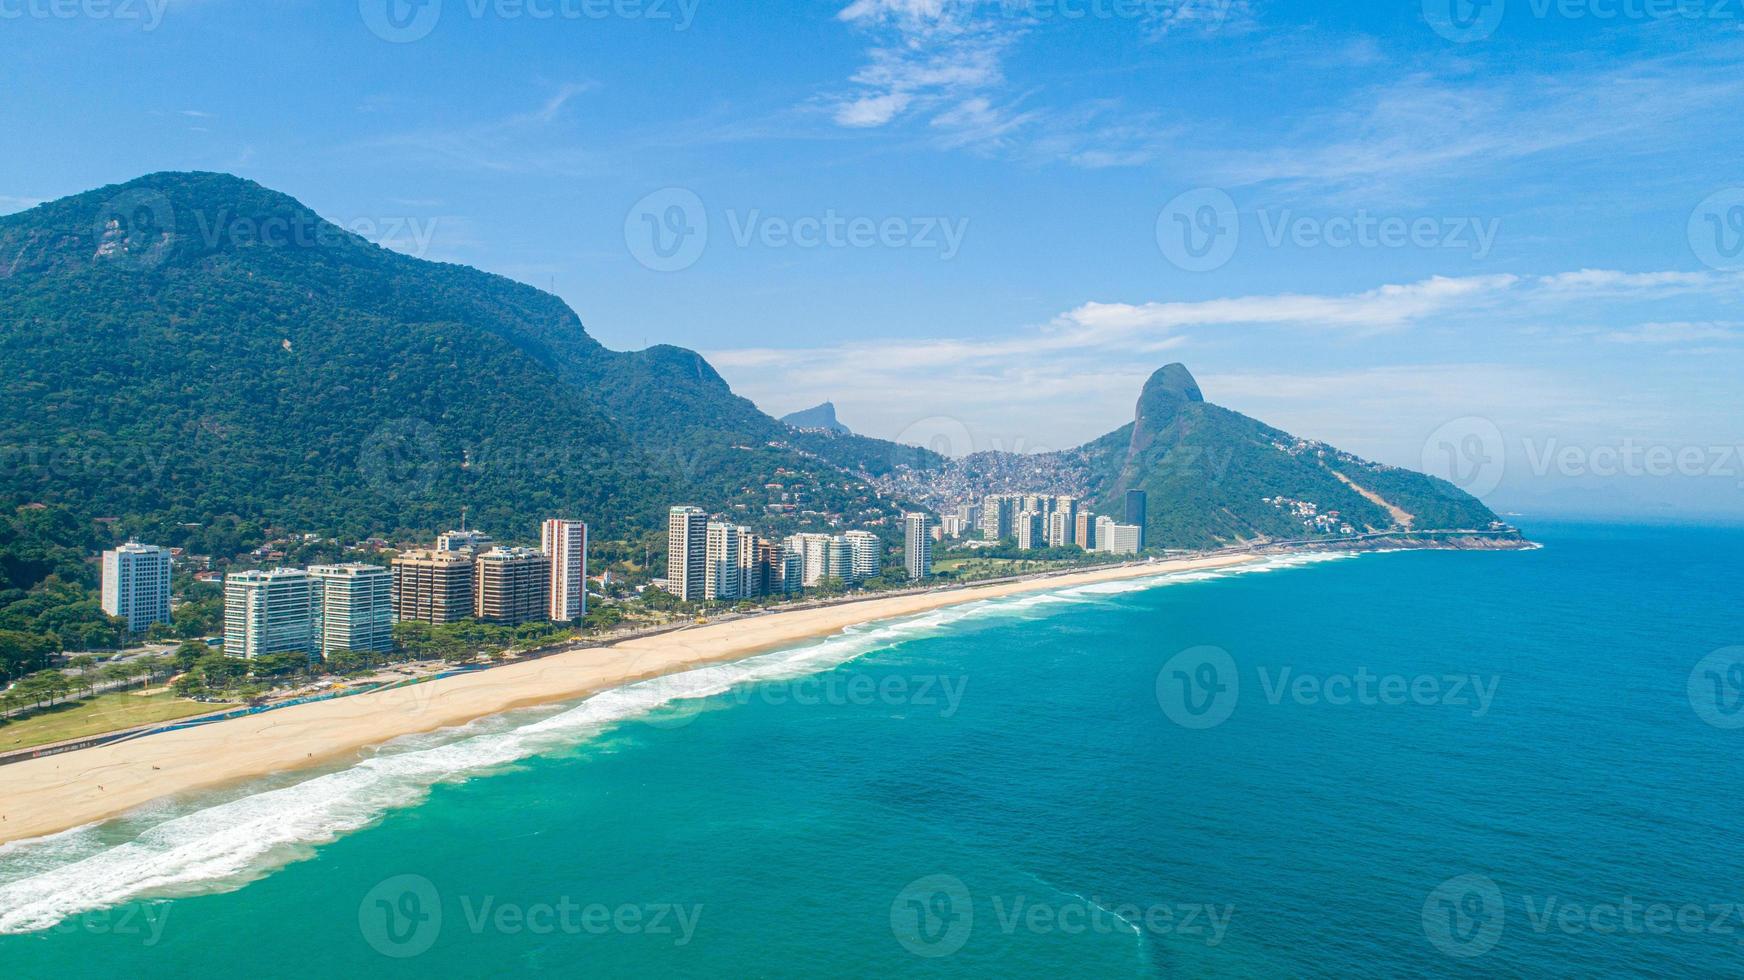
<box><xmin>1</xmin><ymin>521</ymin><xmax>1740</xmax><ymax>977</ymax></box>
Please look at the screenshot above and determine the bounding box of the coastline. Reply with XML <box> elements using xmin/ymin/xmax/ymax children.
<box><xmin>0</xmin><ymin>552</ymin><xmax>1264</xmax><ymax>846</ymax></box>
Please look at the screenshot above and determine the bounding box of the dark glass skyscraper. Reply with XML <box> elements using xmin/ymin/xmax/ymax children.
<box><xmin>1124</xmin><ymin>489</ymin><xmax>1148</xmax><ymax>548</ymax></box>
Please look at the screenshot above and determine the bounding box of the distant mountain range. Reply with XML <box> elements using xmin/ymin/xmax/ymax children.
<box><xmin>0</xmin><ymin>172</ymin><xmax>1504</xmax><ymax>553</ymax></box>
<box><xmin>780</xmin><ymin>402</ymin><xmax>851</xmax><ymax>435</ymax></box>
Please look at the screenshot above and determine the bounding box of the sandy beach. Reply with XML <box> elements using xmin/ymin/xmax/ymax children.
<box><xmin>0</xmin><ymin>553</ymin><xmax>1257</xmax><ymax>845</ymax></box>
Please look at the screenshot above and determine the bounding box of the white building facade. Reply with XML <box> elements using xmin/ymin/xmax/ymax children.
<box><xmin>101</xmin><ymin>541</ymin><xmax>172</xmax><ymax>633</ymax></box>
<box><xmin>541</xmin><ymin>518</ymin><xmax>589</xmax><ymax>621</ymax></box>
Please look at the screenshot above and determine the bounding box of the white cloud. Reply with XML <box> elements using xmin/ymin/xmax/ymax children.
<box><xmin>709</xmin><ymin>266</ymin><xmax>1744</xmax><ymax>459</ymax></box>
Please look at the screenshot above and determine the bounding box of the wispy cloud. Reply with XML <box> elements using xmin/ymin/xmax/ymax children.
<box><xmin>353</xmin><ymin>82</ymin><xmax>607</xmax><ymax>177</ymax></box>
<box><xmin>824</xmin><ymin>0</ymin><xmax>1245</xmax><ymax>164</ymax></box>
<box><xmin>708</xmin><ymin>266</ymin><xmax>1744</xmax><ymax>456</ymax></box>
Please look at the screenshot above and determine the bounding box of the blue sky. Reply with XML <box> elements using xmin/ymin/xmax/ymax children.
<box><xmin>3</xmin><ymin>0</ymin><xmax>1743</xmax><ymax>518</ymax></box>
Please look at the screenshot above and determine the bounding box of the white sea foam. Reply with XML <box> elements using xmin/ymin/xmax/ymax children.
<box><xmin>0</xmin><ymin>550</ymin><xmax>1348</xmax><ymax>933</ymax></box>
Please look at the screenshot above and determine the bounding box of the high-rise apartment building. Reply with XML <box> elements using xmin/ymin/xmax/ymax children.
<box><xmin>666</xmin><ymin>506</ymin><xmax>709</xmax><ymax>601</ymax></box>
<box><xmin>1074</xmin><ymin>510</ymin><xmax>1097</xmax><ymax>551</ymax></box>
<box><xmin>101</xmin><ymin>541</ymin><xmax>172</xmax><ymax>633</ymax></box>
<box><xmin>392</xmin><ymin>549</ymin><xmax>476</xmax><ymax>624</ymax></box>
<box><xmin>1015</xmin><ymin>510</ymin><xmax>1046</xmax><ymax>550</ymax></box>
<box><xmin>845</xmin><ymin>530</ymin><xmax>882</xmax><ymax>581</ymax></box>
<box><xmin>705</xmin><ymin>522</ymin><xmax>742</xmax><ymax>602</ymax></box>
<box><xmin>309</xmin><ymin>563</ymin><xmax>394</xmax><ymax>656</ymax></box>
<box><xmin>224</xmin><ymin>568</ymin><xmax>317</xmax><ymax>660</ymax></box>
<box><xmin>540</xmin><ymin>519</ymin><xmax>589</xmax><ymax>622</ymax></box>
<box><xmin>904</xmin><ymin>513</ymin><xmax>933</xmax><ymax>579</ymax></box>
<box><xmin>736</xmin><ymin>526</ymin><xmax>760</xmax><ymax>599</ymax></box>
<box><xmin>475</xmin><ymin>548</ymin><xmax>550</xmax><ymax>625</ymax></box>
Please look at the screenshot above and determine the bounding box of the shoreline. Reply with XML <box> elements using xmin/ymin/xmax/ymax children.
<box><xmin>0</xmin><ymin>536</ymin><xmax>1522</xmax><ymax>846</ymax></box>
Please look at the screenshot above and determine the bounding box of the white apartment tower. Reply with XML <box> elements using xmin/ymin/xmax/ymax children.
<box><xmin>667</xmin><ymin>506</ymin><xmax>709</xmax><ymax>601</ymax></box>
<box><xmin>845</xmin><ymin>530</ymin><xmax>882</xmax><ymax>581</ymax></box>
<box><xmin>309</xmin><ymin>564</ymin><xmax>394</xmax><ymax>656</ymax></box>
<box><xmin>541</xmin><ymin>518</ymin><xmax>589</xmax><ymax>622</ymax></box>
<box><xmin>224</xmin><ymin>568</ymin><xmax>318</xmax><ymax>660</ymax></box>
<box><xmin>705</xmin><ymin>522</ymin><xmax>742</xmax><ymax>601</ymax></box>
<box><xmin>904</xmin><ymin>513</ymin><xmax>933</xmax><ymax>580</ymax></box>
<box><xmin>101</xmin><ymin>541</ymin><xmax>172</xmax><ymax>633</ymax></box>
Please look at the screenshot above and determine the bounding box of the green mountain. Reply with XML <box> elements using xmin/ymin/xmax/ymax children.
<box><xmin>1077</xmin><ymin>364</ymin><xmax>1505</xmax><ymax>548</ymax></box>
<box><xmin>0</xmin><ymin>172</ymin><xmax>932</xmax><ymax>549</ymax></box>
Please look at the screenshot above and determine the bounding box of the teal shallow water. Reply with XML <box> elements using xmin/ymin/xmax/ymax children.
<box><xmin>2</xmin><ymin>523</ymin><xmax>1741</xmax><ymax>977</ymax></box>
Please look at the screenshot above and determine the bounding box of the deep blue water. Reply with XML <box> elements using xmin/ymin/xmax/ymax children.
<box><xmin>2</xmin><ymin>522</ymin><xmax>1740</xmax><ymax>977</ymax></box>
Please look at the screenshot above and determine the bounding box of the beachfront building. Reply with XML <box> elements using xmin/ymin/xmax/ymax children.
<box><xmin>309</xmin><ymin>563</ymin><xmax>394</xmax><ymax>656</ymax></box>
<box><xmin>667</xmin><ymin>506</ymin><xmax>709</xmax><ymax>602</ymax></box>
<box><xmin>1095</xmin><ymin>519</ymin><xmax>1143</xmax><ymax>556</ymax></box>
<box><xmin>904</xmin><ymin>513</ymin><xmax>933</xmax><ymax>579</ymax></box>
<box><xmin>778</xmin><ymin>548</ymin><xmax>805</xmax><ymax>595</ymax></box>
<box><xmin>1124</xmin><ymin>489</ymin><xmax>1148</xmax><ymax>549</ymax></box>
<box><xmin>540</xmin><ymin>518</ymin><xmax>589</xmax><ymax>622</ymax></box>
<box><xmin>1047</xmin><ymin>510</ymin><xmax>1073</xmax><ymax>549</ymax></box>
<box><xmin>705</xmin><ymin>522</ymin><xmax>742</xmax><ymax>602</ymax></box>
<box><xmin>101</xmin><ymin>541</ymin><xmax>172</xmax><ymax>633</ymax></box>
<box><xmin>785</xmin><ymin>533</ymin><xmax>833</xmax><ymax>587</ymax></box>
<box><xmin>392</xmin><ymin>549</ymin><xmax>476</xmax><ymax>624</ymax></box>
<box><xmin>224</xmin><ymin>568</ymin><xmax>317</xmax><ymax>660</ymax></box>
<box><xmin>736</xmin><ymin>526</ymin><xmax>761</xmax><ymax>599</ymax></box>
<box><xmin>1074</xmin><ymin>510</ymin><xmax>1097</xmax><ymax>551</ymax></box>
<box><xmin>1015</xmin><ymin>510</ymin><xmax>1046</xmax><ymax>551</ymax></box>
<box><xmin>845</xmin><ymin>530</ymin><xmax>882</xmax><ymax>581</ymax></box>
<box><xmin>475</xmin><ymin>548</ymin><xmax>550</xmax><ymax>625</ymax></box>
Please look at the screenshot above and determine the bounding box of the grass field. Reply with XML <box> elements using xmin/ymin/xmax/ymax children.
<box><xmin>0</xmin><ymin>691</ymin><xmax>227</xmax><ymax>753</ymax></box>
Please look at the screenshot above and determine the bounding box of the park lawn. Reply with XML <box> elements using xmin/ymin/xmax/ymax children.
<box><xmin>0</xmin><ymin>691</ymin><xmax>228</xmax><ymax>752</ymax></box>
